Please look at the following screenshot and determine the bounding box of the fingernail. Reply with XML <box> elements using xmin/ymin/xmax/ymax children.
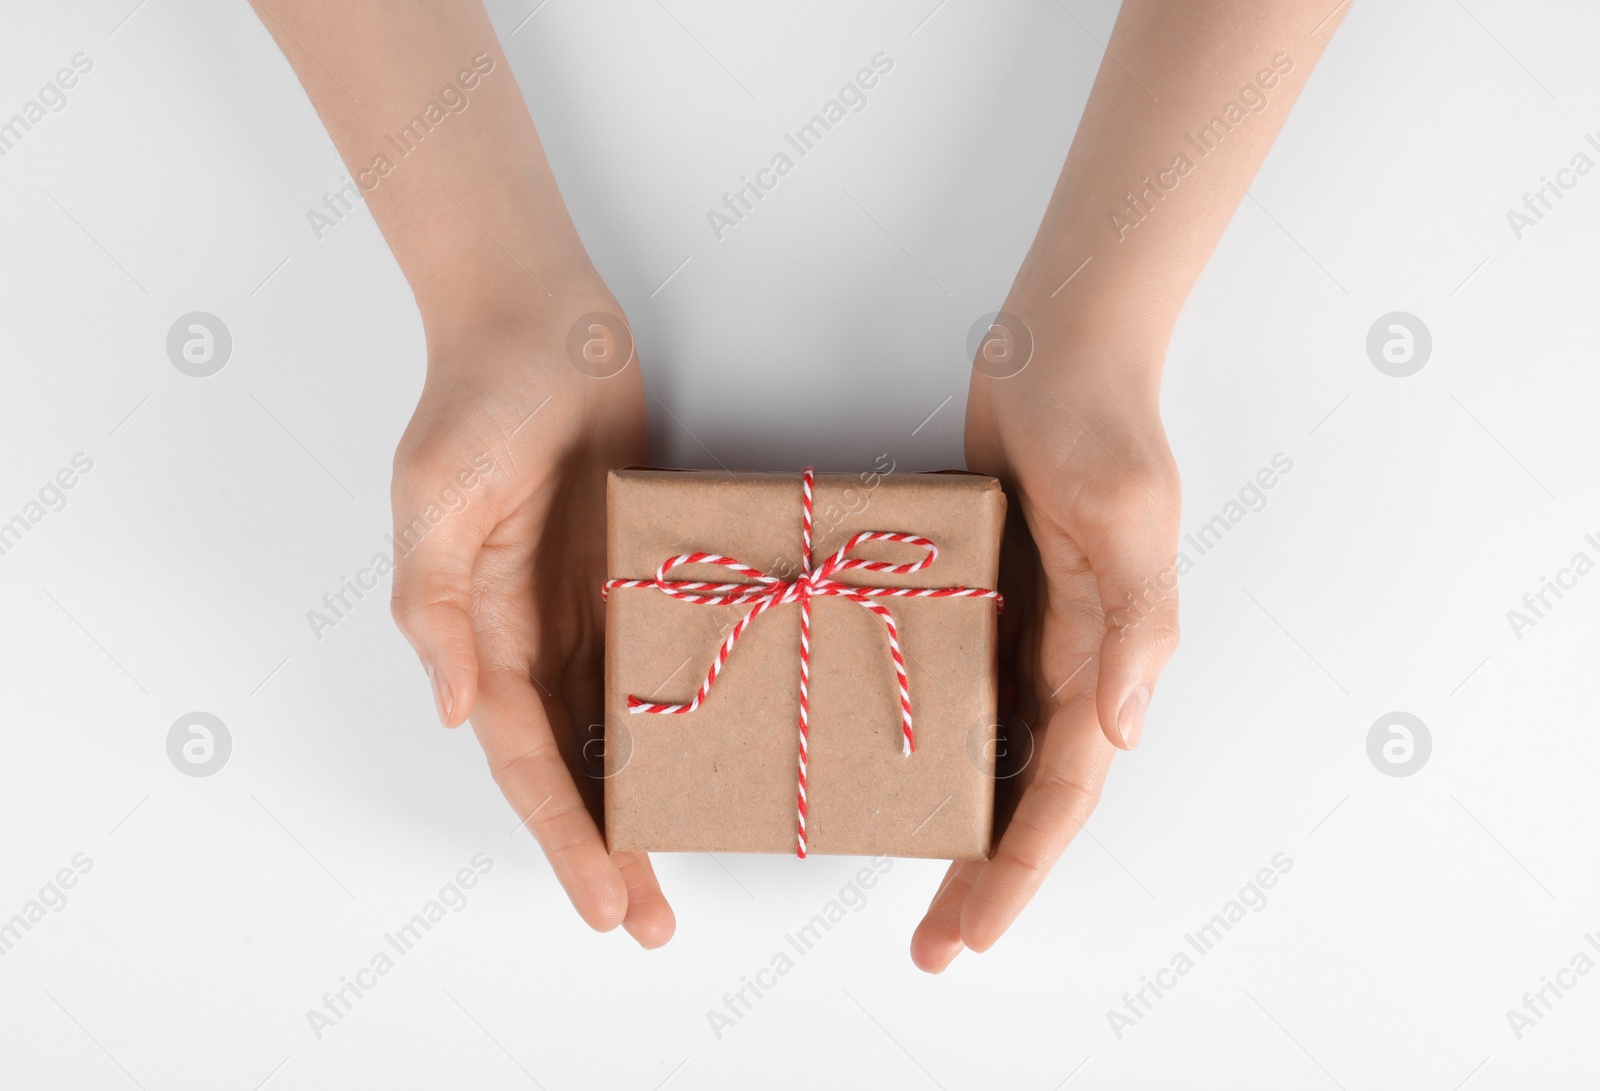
<box><xmin>427</xmin><ymin>663</ymin><xmax>453</xmax><ymax>727</ymax></box>
<box><xmin>1117</xmin><ymin>685</ymin><xmax>1150</xmax><ymax>749</ymax></box>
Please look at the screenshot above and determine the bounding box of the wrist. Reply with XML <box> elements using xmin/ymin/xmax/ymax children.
<box><xmin>996</xmin><ymin>288</ymin><xmax>1170</xmax><ymax>410</ymax></box>
<box><xmin>416</xmin><ymin>271</ymin><xmax>641</xmax><ymax>434</ymax></box>
<box><xmin>1000</xmin><ymin>224</ymin><xmax>1191</xmax><ymax>389</ymax></box>
<box><xmin>416</xmin><ymin>253</ymin><xmax>613</xmax><ymax>352</ymax></box>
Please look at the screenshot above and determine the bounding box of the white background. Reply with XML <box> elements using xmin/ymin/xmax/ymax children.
<box><xmin>2</xmin><ymin>0</ymin><xmax>1598</xmax><ymax>1087</ymax></box>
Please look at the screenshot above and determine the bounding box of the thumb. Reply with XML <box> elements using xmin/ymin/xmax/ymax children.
<box><xmin>389</xmin><ymin>464</ymin><xmax>491</xmax><ymax>728</ymax></box>
<box><xmin>1079</xmin><ymin>488</ymin><xmax>1181</xmax><ymax>751</ymax></box>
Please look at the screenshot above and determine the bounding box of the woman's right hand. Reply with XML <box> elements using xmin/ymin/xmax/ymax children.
<box><xmin>390</xmin><ymin>288</ymin><xmax>675</xmax><ymax>948</ymax></box>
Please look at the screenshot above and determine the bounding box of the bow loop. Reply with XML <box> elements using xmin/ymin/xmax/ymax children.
<box><xmin>821</xmin><ymin>531</ymin><xmax>939</xmax><ymax>583</ymax></box>
<box><xmin>646</xmin><ymin>551</ymin><xmax>782</xmax><ymax>606</ymax></box>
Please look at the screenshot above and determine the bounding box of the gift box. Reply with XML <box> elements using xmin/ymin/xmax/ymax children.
<box><xmin>603</xmin><ymin>467</ymin><xmax>1005</xmax><ymax>859</ymax></box>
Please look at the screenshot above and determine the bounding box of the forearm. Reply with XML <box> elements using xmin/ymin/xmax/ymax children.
<box><xmin>1012</xmin><ymin>0</ymin><xmax>1347</xmax><ymax>372</ymax></box>
<box><xmin>249</xmin><ymin>1</ymin><xmax>599</xmax><ymax>343</ymax></box>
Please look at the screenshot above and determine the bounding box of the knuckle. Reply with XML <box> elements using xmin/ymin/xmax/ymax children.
<box><xmin>487</xmin><ymin>744</ymin><xmax>535</xmax><ymax>788</ymax></box>
<box><xmin>392</xmin><ymin>432</ymin><xmax>452</xmax><ymax>484</ymax></box>
<box><xmin>487</xmin><ymin>746</ymin><xmax>564</xmax><ymax>821</ymax></box>
<box><xmin>1034</xmin><ymin>766</ymin><xmax>1105</xmax><ymax>820</ymax></box>
<box><xmin>1149</xmin><ymin>620</ymin><xmax>1182</xmax><ymax>658</ymax></box>
<box><xmin>533</xmin><ymin>803</ymin><xmax>591</xmax><ymax>857</ymax></box>
<box><xmin>992</xmin><ymin>839</ymin><xmax>1050</xmax><ymax>882</ymax></box>
<box><xmin>389</xmin><ymin>591</ymin><xmax>421</xmax><ymax>630</ymax></box>
<box><xmin>1071</xmin><ymin>472</ymin><xmax>1162</xmax><ymax>528</ymax></box>
<box><xmin>389</xmin><ymin>583</ymin><xmax>472</xmax><ymax>637</ymax></box>
<box><xmin>1055</xmin><ymin>688</ymin><xmax>1099</xmax><ymax>723</ymax></box>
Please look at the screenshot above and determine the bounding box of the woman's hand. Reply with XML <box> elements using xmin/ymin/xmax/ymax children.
<box><xmin>911</xmin><ymin>308</ymin><xmax>1181</xmax><ymax>972</ymax></box>
<box><xmin>247</xmin><ymin>0</ymin><xmax>684</xmax><ymax>948</ymax></box>
<box><xmin>904</xmin><ymin>0</ymin><xmax>1350</xmax><ymax>972</ymax></box>
<box><xmin>389</xmin><ymin>290</ymin><xmax>675</xmax><ymax>948</ymax></box>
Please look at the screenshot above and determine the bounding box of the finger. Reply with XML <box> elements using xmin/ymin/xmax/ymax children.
<box><xmin>390</xmin><ymin>454</ymin><xmax>498</xmax><ymax>728</ymax></box>
<box><xmin>473</xmin><ymin>667</ymin><xmax>629</xmax><ymax>932</ymax></box>
<box><xmin>1074</xmin><ymin>482</ymin><xmax>1180</xmax><ymax>750</ymax></box>
<box><xmin>910</xmin><ymin>861</ymin><xmax>983</xmax><ymax>973</ymax></box>
<box><xmin>960</xmin><ymin>691</ymin><xmax>1114</xmax><ymax>953</ymax></box>
<box><xmin>615</xmin><ymin>851</ymin><xmax>676</xmax><ymax>949</ymax></box>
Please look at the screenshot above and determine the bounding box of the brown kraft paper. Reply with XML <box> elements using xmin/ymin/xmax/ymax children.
<box><xmin>604</xmin><ymin>468</ymin><xmax>1005</xmax><ymax>859</ymax></box>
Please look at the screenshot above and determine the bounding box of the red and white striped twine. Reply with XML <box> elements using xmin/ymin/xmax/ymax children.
<box><xmin>603</xmin><ymin>467</ymin><xmax>1002</xmax><ymax>858</ymax></box>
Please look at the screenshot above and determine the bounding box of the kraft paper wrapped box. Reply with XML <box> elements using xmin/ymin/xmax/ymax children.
<box><xmin>603</xmin><ymin>468</ymin><xmax>1006</xmax><ymax>859</ymax></box>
